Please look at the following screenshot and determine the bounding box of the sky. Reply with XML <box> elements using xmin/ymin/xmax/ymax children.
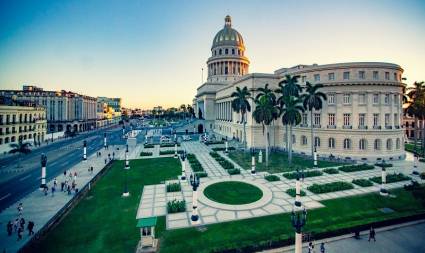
<box><xmin>0</xmin><ymin>0</ymin><xmax>424</xmax><ymax>109</ymax></box>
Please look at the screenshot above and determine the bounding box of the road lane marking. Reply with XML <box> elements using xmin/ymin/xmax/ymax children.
<box><xmin>0</xmin><ymin>193</ymin><xmax>11</xmax><ymax>201</ymax></box>
<box><xmin>19</xmin><ymin>175</ymin><xmax>31</xmax><ymax>181</ymax></box>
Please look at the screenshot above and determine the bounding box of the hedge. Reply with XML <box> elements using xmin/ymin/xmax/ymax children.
<box><xmin>338</xmin><ymin>164</ymin><xmax>375</xmax><ymax>173</ymax></box>
<box><xmin>187</xmin><ymin>153</ymin><xmax>206</xmax><ymax>173</ymax></box>
<box><xmin>167</xmin><ymin>199</ymin><xmax>186</xmax><ymax>213</ymax></box>
<box><xmin>286</xmin><ymin>188</ymin><xmax>306</xmax><ymax>197</ymax></box>
<box><xmin>160</xmin><ymin>150</ymin><xmax>184</xmax><ymax>155</ymax></box>
<box><xmin>375</xmin><ymin>163</ymin><xmax>393</xmax><ymax>168</ymax></box>
<box><xmin>140</xmin><ymin>152</ymin><xmax>153</xmax><ymax>157</ymax></box>
<box><xmin>166</xmin><ymin>182</ymin><xmax>181</xmax><ymax>192</ymax></box>
<box><xmin>323</xmin><ymin>168</ymin><xmax>339</xmax><ymax>174</ymax></box>
<box><xmin>228</xmin><ymin>168</ymin><xmax>241</xmax><ymax>175</ymax></box>
<box><xmin>307</xmin><ymin>181</ymin><xmax>354</xmax><ymax>194</ymax></box>
<box><xmin>195</xmin><ymin>172</ymin><xmax>208</xmax><ymax>178</ymax></box>
<box><xmin>160</xmin><ymin>143</ymin><xmax>180</xmax><ymax>148</ymax></box>
<box><xmin>282</xmin><ymin>170</ymin><xmax>323</xmax><ymax>180</ymax></box>
<box><xmin>204</xmin><ymin>140</ymin><xmax>224</xmax><ymax>145</ymax></box>
<box><xmin>212</xmin><ymin>147</ymin><xmax>236</xmax><ymax>152</ymax></box>
<box><xmin>352</xmin><ymin>179</ymin><xmax>374</xmax><ymax>187</ymax></box>
<box><xmin>265</xmin><ymin>175</ymin><xmax>280</xmax><ymax>182</ymax></box>
<box><xmin>369</xmin><ymin>173</ymin><xmax>410</xmax><ymax>184</ymax></box>
<box><xmin>210</xmin><ymin>152</ymin><xmax>235</xmax><ymax>170</ymax></box>
<box><xmin>143</xmin><ymin>144</ymin><xmax>154</xmax><ymax>148</ymax></box>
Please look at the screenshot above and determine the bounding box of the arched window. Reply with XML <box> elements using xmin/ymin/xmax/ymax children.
<box><xmin>301</xmin><ymin>136</ymin><xmax>307</xmax><ymax>145</ymax></box>
<box><xmin>219</xmin><ymin>49</ymin><xmax>222</xmax><ymax>55</ymax></box>
<box><xmin>374</xmin><ymin>139</ymin><xmax>381</xmax><ymax>150</ymax></box>
<box><xmin>386</xmin><ymin>139</ymin><xmax>393</xmax><ymax>150</ymax></box>
<box><xmin>292</xmin><ymin>134</ymin><xmax>296</xmax><ymax>144</ymax></box>
<box><xmin>11</xmin><ymin>136</ymin><xmax>16</xmax><ymax>142</ymax></box>
<box><xmin>328</xmin><ymin>138</ymin><xmax>335</xmax><ymax>148</ymax></box>
<box><xmin>314</xmin><ymin>137</ymin><xmax>320</xmax><ymax>147</ymax></box>
<box><xmin>225</xmin><ymin>48</ymin><xmax>228</xmax><ymax>54</ymax></box>
<box><xmin>359</xmin><ymin>139</ymin><xmax>367</xmax><ymax>150</ymax></box>
<box><xmin>232</xmin><ymin>48</ymin><xmax>235</xmax><ymax>55</ymax></box>
<box><xmin>396</xmin><ymin>138</ymin><xmax>400</xmax><ymax>149</ymax></box>
<box><xmin>343</xmin><ymin>138</ymin><xmax>351</xmax><ymax>149</ymax></box>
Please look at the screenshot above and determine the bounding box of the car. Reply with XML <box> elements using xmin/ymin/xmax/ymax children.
<box><xmin>182</xmin><ymin>135</ymin><xmax>192</xmax><ymax>141</ymax></box>
<box><xmin>160</xmin><ymin>135</ymin><xmax>172</xmax><ymax>143</ymax></box>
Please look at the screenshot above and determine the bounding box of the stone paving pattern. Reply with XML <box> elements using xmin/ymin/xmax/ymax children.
<box><xmin>136</xmin><ymin>141</ymin><xmax>425</xmax><ymax>230</ymax></box>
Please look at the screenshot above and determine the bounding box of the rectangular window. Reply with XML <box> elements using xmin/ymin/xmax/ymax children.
<box><xmin>301</xmin><ymin>76</ymin><xmax>306</xmax><ymax>83</ymax></box>
<box><xmin>358</xmin><ymin>94</ymin><xmax>366</xmax><ymax>104</ymax></box>
<box><xmin>373</xmin><ymin>113</ymin><xmax>380</xmax><ymax>127</ymax></box>
<box><xmin>359</xmin><ymin>71</ymin><xmax>365</xmax><ymax>79</ymax></box>
<box><xmin>394</xmin><ymin>94</ymin><xmax>399</xmax><ymax>105</ymax></box>
<box><xmin>328</xmin><ymin>94</ymin><xmax>335</xmax><ymax>105</ymax></box>
<box><xmin>314</xmin><ymin>113</ymin><xmax>321</xmax><ymax>126</ymax></box>
<box><xmin>328</xmin><ymin>73</ymin><xmax>335</xmax><ymax>80</ymax></box>
<box><xmin>314</xmin><ymin>74</ymin><xmax>320</xmax><ymax>82</ymax></box>
<box><xmin>373</xmin><ymin>94</ymin><xmax>379</xmax><ymax>104</ymax></box>
<box><xmin>385</xmin><ymin>72</ymin><xmax>390</xmax><ymax>80</ymax></box>
<box><xmin>385</xmin><ymin>113</ymin><xmax>390</xmax><ymax>127</ymax></box>
<box><xmin>328</xmin><ymin>113</ymin><xmax>335</xmax><ymax>126</ymax></box>
<box><xmin>373</xmin><ymin>71</ymin><xmax>379</xmax><ymax>80</ymax></box>
<box><xmin>343</xmin><ymin>71</ymin><xmax>350</xmax><ymax>80</ymax></box>
<box><xmin>343</xmin><ymin>113</ymin><xmax>351</xmax><ymax>126</ymax></box>
<box><xmin>384</xmin><ymin>94</ymin><xmax>390</xmax><ymax>104</ymax></box>
<box><xmin>343</xmin><ymin>94</ymin><xmax>351</xmax><ymax>104</ymax></box>
<box><xmin>394</xmin><ymin>113</ymin><xmax>399</xmax><ymax>126</ymax></box>
<box><xmin>302</xmin><ymin>113</ymin><xmax>307</xmax><ymax>126</ymax></box>
<box><xmin>393</xmin><ymin>73</ymin><xmax>397</xmax><ymax>81</ymax></box>
<box><xmin>359</xmin><ymin>113</ymin><xmax>366</xmax><ymax>126</ymax></box>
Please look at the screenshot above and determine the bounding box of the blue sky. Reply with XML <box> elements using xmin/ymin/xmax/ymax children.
<box><xmin>0</xmin><ymin>0</ymin><xmax>424</xmax><ymax>108</ymax></box>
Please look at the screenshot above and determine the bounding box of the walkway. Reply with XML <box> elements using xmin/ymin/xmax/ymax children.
<box><xmin>0</xmin><ymin>145</ymin><xmax>125</xmax><ymax>253</ymax></box>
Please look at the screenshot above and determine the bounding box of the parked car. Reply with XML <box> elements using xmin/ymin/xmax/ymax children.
<box><xmin>160</xmin><ymin>135</ymin><xmax>172</xmax><ymax>143</ymax></box>
<box><xmin>182</xmin><ymin>135</ymin><xmax>192</xmax><ymax>141</ymax></box>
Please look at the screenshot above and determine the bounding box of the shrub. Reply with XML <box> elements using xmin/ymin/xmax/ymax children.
<box><xmin>166</xmin><ymin>182</ymin><xmax>181</xmax><ymax>192</ymax></box>
<box><xmin>419</xmin><ymin>158</ymin><xmax>425</xmax><ymax>163</ymax></box>
<box><xmin>195</xmin><ymin>172</ymin><xmax>208</xmax><ymax>178</ymax></box>
<box><xmin>404</xmin><ymin>180</ymin><xmax>421</xmax><ymax>191</ymax></box>
<box><xmin>144</xmin><ymin>144</ymin><xmax>154</xmax><ymax>148</ymax></box>
<box><xmin>210</xmin><ymin>152</ymin><xmax>235</xmax><ymax>170</ymax></box>
<box><xmin>212</xmin><ymin>147</ymin><xmax>236</xmax><ymax>151</ymax></box>
<box><xmin>352</xmin><ymin>179</ymin><xmax>373</xmax><ymax>187</ymax></box>
<box><xmin>286</xmin><ymin>188</ymin><xmax>306</xmax><ymax>197</ymax></box>
<box><xmin>167</xmin><ymin>199</ymin><xmax>186</xmax><ymax>213</ymax></box>
<box><xmin>282</xmin><ymin>170</ymin><xmax>323</xmax><ymax>179</ymax></box>
<box><xmin>140</xmin><ymin>151</ymin><xmax>153</xmax><ymax>157</ymax></box>
<box><xmin>375</xmin><ymin>162</ymin><xmax>393</xmax><ymax>168</ymax></box>
<box><xmin>159</xmin><ymin>150</ymin><xmax>184</xmax><ymax>155</ymax></box>
<box><xmin>186</xmin><ymin>153</ymin><xmax>205</xmax><ymax>173</ymax></box>
<box><xmin>420</xmin><ymin>173</ymin><xmax>425</xmax><ymax>180</ymax></box>
<box><xmin>338</xmin><ymin>164</ymin><xmax>374</xmax><ymax>173</ymax></box>
<box><xmin>323</xmin><ymin>168</ymin><xmax>339</xmax><ymax>174</ymax></box>
<box><xmin>204</xmin><ymin>140</ymin><xmax>224</xmax><ymax>145</ymax></box>
<box><xmin>228</xmin><ymin>168</ymin><xmax>240</xmax><ymax>175</ymax></box>
<box><xmin>209</xmin><ymin>152</ymin><xmax>221</xmax><ymax>158</ymax></box>
<box><xmin>369</xmin><ymin>173</ymin><xmax>410</xmax><ymax>184</ymax></box>
<box><xmin>307</xmin><ymin>182</ymin><xmax>354</xmax><ymax>194</ymax></box>
<box><xmin>265</xmin><ymin>175</ymin><xmax>280</xmax><ymax>182</ymax></box>
<box><xmin>160</xmin><ymin>143</ymin><xmax>180</xmax><ymax>148</ymax></box>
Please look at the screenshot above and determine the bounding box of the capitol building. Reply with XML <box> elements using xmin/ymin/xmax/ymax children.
<box><xmin>193</xmin><ymin>16</ymin><xmax>405</xmax><ymax>161</ymax></box>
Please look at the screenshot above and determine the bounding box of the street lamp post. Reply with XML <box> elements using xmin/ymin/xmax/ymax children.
<box><xmin>190</xmin><ymin>174</ymin><xmax>200</xmax><ymax>222</ymax></box>
<box><xmin>291</xmin><ymin>208</ymin><xmax>307</xmax><ymax>253</ymax></box>
<box><xmin>123</xmin><ymin>144</ymin><xmax>130</xmax><ymax>197</ymax></box>
<box><xmin>380</xmin><ymin>160</ymin><xmax>388</xmax><ymax>196</ymax></box>
<box><xmin>413</xmin><ymin>152</ymin><xmax>418</xmax><ymax>174</ymax></box>
<box><xmin>225</xmin><ymin>138</ymin><xmax>229</xmax><ymax>154</ymax></box>
<box><xmin>313</xmin><ymin>147</ymin><xmax>318</xmax><ymax>169</ymax></box>
<box><xmin>294</xmin><ymin>169</ymin><xmax>304</xmax><ymax>207</ymax></box>
<box><xmin>122</xmin><ymin>125</ymin><xmax>125</xmax><ymax>138</ymax></box>
<box><xmin>258</xmin><ymin>150</ymin><xmax>263</xmax><ymax>164</ymax></box>
<box><xmin>40</xmin><ymin>154</ymin><xmax>47</xmax><ymax>189</ymax></box>
<box><xmin>174</xmin><ymin>143</ymin><xmax>178</xmax><ymax>158</ymax></box>
<box><xmin>251</xmin><ymin>150</ymin><xmax>256</xmax><ymax>175</ymax></box>
<box><xmin>83</xmin><ymin>140</ymin><xmax>87</xmax><ymax>161</ymax></box>
<box><xmin>181</xmin><ymin>151</ymin><xmax>187</xmax><ymax>180</ymax></box>
<box><xmin>104</xmin><ymin>132</ymin><xmax>107</xmax><ymax>150</ymax></box>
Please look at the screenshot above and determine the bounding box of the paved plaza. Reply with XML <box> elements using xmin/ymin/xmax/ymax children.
<box><xmin>137</xmin><ymin>141</ymin><xmax>425</xmax><ymax>230</ymax></box>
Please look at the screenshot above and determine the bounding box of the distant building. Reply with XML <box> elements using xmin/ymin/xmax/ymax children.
<box><xmin>0</xmin><ymin>105</ymin><xmax>47</xmax><ymax>153</ymax></box>
<box><xmin>403</xmin><ymin>103</ymin><xmax>424</xmax><ymax>140</ymax></box>
<box><xmin>96</xmin><ymin>97</ymin><xmax>122</xmax><ymax>127</ymax></box>
<box><xmin>0</xmin><ymin>85</ymin><xmax>97</xmax><ymax>133</ymax></box>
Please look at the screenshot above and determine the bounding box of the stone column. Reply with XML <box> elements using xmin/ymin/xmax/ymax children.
<box><xmin>104</xmin><ymin>133</ymin><xmax>107</xmax><ymax>149</ymax></box>
<box><xmin>225</xmin><ymin>140</ymin><xmax>228</xmax><ymax>153</ymax></box>
<box><xmin>295</xmin><ymin>176</ymin><xmax>301</xmax><ymax>207</ymax></box>
<box><xmin>313</xmin><ymin>147</ymin><xmax>318</xmax><ymax>169</ymax></box>
<box><xmin>40</xmin><ymin>154</ymin><xmax>47</xmax><ymax>189</ymax></box>
<box><xmin>174</xmin><ymin>143</ymin><xmax>178</xmax><ymax>158</ymax></box>
<box><xmin>380</xmin><ymin>167</ymin><xmax>388</xmax><ymax>196</ymax></box>
<box><xmin>251</xmin><ymin>155</ymin><xmax>256</xmax><ymax>174</ymax></box>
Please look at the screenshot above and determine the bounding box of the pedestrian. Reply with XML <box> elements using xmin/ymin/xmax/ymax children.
<box><xmin>99</xmin><ymin>151</ymin><xmax>101</xmax><ymax>156</ymax></box>
<box><xmin>51</xmin><ymin>186</ymin><xmax>55</xmax><ymax>196</ymax></box>
<box><xmin>320</xmin><ymin>242</ymin><xmax>325</xmax><ymax>253</ymax></box>
<box><xmin>27</xmin><ymin>221</ymin><xmax>34</xmax><ymax>235</ymax></box>
<box><xmin>6</xmin><ymin>221</ymin><xmax>12</xmax><ymax>236</ymax></box>
<box><xmin>17</xmin><ymin>203</ymin><xmax>23</xmax><ymax>216</ymax></box>
<box><xmin>17</xmin><ymin>227</ymin><xmax>23</xmax><ymax>241</ymax></box>
<box><xmin>61</xmin><ymin>181</ymin><xmax>65</xmax><ymax>192</ymax></box>
<box><xmin>90</xmin><ymin>166</ymin><xmax>94</xmax><ymax>174</ymax></box>
<box><xmin>308</xmin><ymin>242</ymin><xmax>313</xmax><ymax>253</ymax></box>
<box><xmin>54</xmin><ymin>178</ymin><xmax>57</xmax><ymax>188</ymax></box>
<box><xmin>104</xmin><ymin>158</ymin><xmax>107</xmax><ymax>164</ymax></box>
<box><xmin>67</xmin><ymin>185</ymin><xmax>71</xmax><ymax>195</ymax></box>
<box><xmin>63</xmin><ymin>170</ymin><xmax>67</xmax><ymax>177</ymax></box>
<box><xmin>112</xmin><ymin>152</ymin><xmax>115</xmax><ymax>160</ymax></box>
<box><xmin>13</xmin><ymin>218</ymin><xmax>19</xmax><ymax>232</ymax></box>
<box><xmin>368</xmin><ymin>226</ymin><xmax>376</xmax><ymax>242</ymax></box>
<box><xmin>44</xmin><ymin>186</ymin><xmax>49</xmax><ymax>196</ymax></box>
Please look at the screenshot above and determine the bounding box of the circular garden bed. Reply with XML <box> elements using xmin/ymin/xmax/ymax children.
<box><xmin>203</xmin><ymin>181</ymin><xmax>263</xmax><ymax>205</ymax></box>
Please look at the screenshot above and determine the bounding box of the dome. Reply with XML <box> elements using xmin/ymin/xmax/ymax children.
<box><xmin>212</xmin><ymin>15</ymin><xmax>244</xmax><ymax>49</ymax></box>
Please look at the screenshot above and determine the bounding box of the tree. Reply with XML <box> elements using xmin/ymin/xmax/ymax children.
<box><xmin>9</xmin><ymin>139</ymin><xmax>32</xmax><ymax>168</ymax></box>
<box><xmin>180</xmin><ymin>104</ymin><xmax>187</xmax><ymax>119</ymax></box>
<box><xmin>406</xmin><ymin>81</ymin><xmax>425</xmax><ymax>156</ymax></box>
<box><xmin>187</xmin><ymin>105</ymin><xmax>194</xmax><ymax>119</ymax></box>
<box><xmin>279</xmin><ymin>96</ymin><xmax>304</xmax><ymax>165</ymax></box>
<box><xmin>231</xmin><ymin>86</ymin><xmax>252</xmax><ymax>149</ymax></box>
<box><xmin>301</xmin><ymin>82</ymin><xmax>327</xmax><ymax>158</ymax></box>
<box><xmin>253</xmin><ymin>90</ymin><xmax>278</xmax><ymax>166</ymax></box>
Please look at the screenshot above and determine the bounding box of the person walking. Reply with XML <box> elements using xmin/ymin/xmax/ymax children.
<box><xmin>17</xmin><ymin>203</ymin><xmax>23</xmax><ymax>216</ymax></box>
<box><xmin>43</xmin><ymin>186</ymin><xmax>49</xmax><ymax>196</ymax></box>
<box><xmin>53</xmin><ymin>178</ymin><xmax>57</xmax><ymax>188</ymax></box>
<box><xmin>368</xmin><ymin>226</ymin><xmax>376</xmax><ymax>242</ymax></box>
<box><xmin>13</xmin><ymin>218</ymin><xmax>19</xmax><ymax>232</ymax></box>
<box><xmin>6</xmin><ymin>221</ymin><xmax>12</xmax><ymax>236</ymax></box>
<box><xmin>19</xmin><ymin>218</ymin><xmax>25</xmax><ymax>230</ymax></box>
<box><xmin>308</xmin><ymin>242</ymin><xmax>313</xmax><ymax>253</ymax></box>
<box><xmin>61</xmin><ymin>181</ymin><xmax>65</xmax><ymax>192</ymax></box>
<box><xmin>17</xmin><ymin>227</ymin><xmax>23</xmax><ymax>241</ymax></box>
<box><xmin>63</xmin><ymin>170</ymin><xmax>67</xmax><ymax>177</ymax></box>
<box><xmin>51</xmin><ymin>186</ymin><xmax>56</xmax><ymax>197</ymax></box>
<box><xmin>27</xmin><ymin>221</ymin><xmax>34</xmax><ymax>236</ymax></box>
<box><xmin>320</xmin><ymin>242</ymin><xmax>325</xmax><ymax>253</ymax></box>
<box><xmin>67</xmin><ymin>185</ymin><xmax>71</xmax><ymax>195</ymax></box>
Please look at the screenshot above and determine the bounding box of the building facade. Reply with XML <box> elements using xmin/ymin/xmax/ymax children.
<box><xmin>194</xmin><ymin>16</ymin><xmax>406</xmax><ymax>161</ymax></box>
<box><xmin>0</xmin><ymin>86</ymin><xmax>97</xmax><ymax>133</ymax></box>
<box><xmin>0</xmin><ymin>105</ymin><xmax>47</xmax><ymax>153</ymax></box>
<box><xmin>96</xmin><ymin>97</ymin><xmax>122</xmax><ymax>128</ymax></box>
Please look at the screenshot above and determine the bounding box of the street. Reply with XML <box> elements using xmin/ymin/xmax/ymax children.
<box><xmin>0</xmin><ymin>126</ymin><xmax>126</xmax><ymax>211</ymax></box>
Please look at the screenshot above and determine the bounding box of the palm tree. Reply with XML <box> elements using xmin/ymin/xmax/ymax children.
<box><xmin>253</xmin><ymin>92</ymin><xmax>278</xmax><ymax>166</ymax></box>
<box><xmin>180</xmin><ymin>104</ymin><xmax>187</xmax><ymax>120</ymax></box>
<box><xmin>279</xmin><ymin>96</ymin><xmax>304</xmax><ymax>165</ymax></box>
<box><xmin>231</xmin><ymin>86</ymin><xmax>252</xmax><ymax>149</ymax></box>
<box><xmin>301</xmin><ymin>82</ymin><xmax>327</xmax><ymax>158</ymax></box>
<box><xmin>187</xmin><ymin>104</ymin><xmax>194</xmax><ymax>119</ymax></box>
<box><xmin>406</xmin><ymin>81</ymin><xmax>425</xmax><ymax>156</ymax></box>
<box><xmin>9</xmin><ymin>139</ymin><xmax>32</xmax><ymax>168</ymax></box>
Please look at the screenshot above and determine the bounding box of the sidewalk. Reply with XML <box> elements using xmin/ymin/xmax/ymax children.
<box><xmin>0</xmin><ymin>145</ymin><xmax>124</xmax><ymax>253</ymax></box>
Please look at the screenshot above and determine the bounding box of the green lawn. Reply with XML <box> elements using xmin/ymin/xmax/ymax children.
<box><xmin>405</xmin><ymin>143</ymin><xmax>424</xmax><ymax>157</ymax></box>
<box><xmin>228</xmin><ymin>150</ymin><xmax>343</xmax><ymax>173</ymax></box>
<box><xmin>37</xmin><ymin>158</ymin><xmax>181</xmax><ymax>253</ymax></box>
<box><xmin>159</xmin><ymin>187</ymin><xmax>425</xmax><ymax>253</ymax></box>
<box><xmin>203</xmin><ymin>181</ymin><xmax>263</xmax><ymax>205</ymax></box>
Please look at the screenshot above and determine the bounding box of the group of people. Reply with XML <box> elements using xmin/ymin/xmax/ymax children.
<box><xmin>307</xmin><ymin>241</ymin><xmax>326</xmax><ymax>253</ymax></box>
<box><xmin>6</xmin><ymin>203</ymin><xmax>35</xmax><ymax>241</ymax></box>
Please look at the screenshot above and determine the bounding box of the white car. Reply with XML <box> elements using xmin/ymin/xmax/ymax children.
<box><xmin>182</xmin><ymin>135</ymin><xmax>192</xmax><ymax>141</ymax></box>
<box><xmin>160</xmin><ymin>135</ymin><xmax>172</xmax><ymax>143</ymax></box>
